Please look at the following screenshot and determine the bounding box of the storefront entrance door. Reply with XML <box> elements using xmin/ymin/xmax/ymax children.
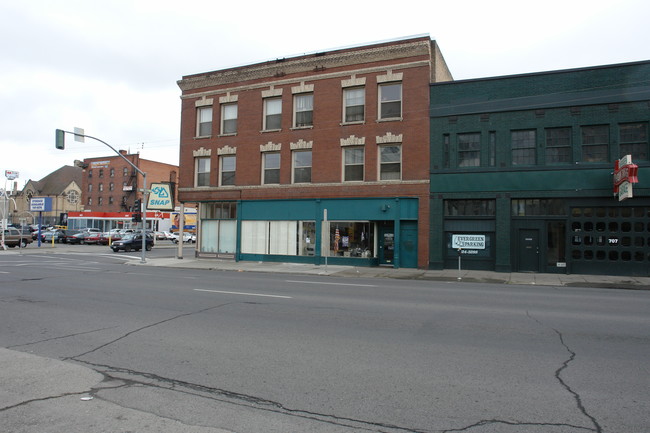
<box><xmin>379</xmin><ymin>223</ymin><xmax>394</xmax><ymax>265</ymax></box>
<box><xmin>518</xmin><ymin>229</ymin><xmax>540</xmax><ymax>272</ymax></box>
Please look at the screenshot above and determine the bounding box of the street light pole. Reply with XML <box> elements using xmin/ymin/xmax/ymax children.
<box><xmin>55</xmin><ymin>129</ymin><xmax>148</xmax><ymax>263</ymax></box>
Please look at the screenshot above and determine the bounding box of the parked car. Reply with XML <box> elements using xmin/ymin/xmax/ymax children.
<box><xmin>154</xmin><ymin>231</ymin><xmax>172</xmax><ymax>240</ymax></box>
<box><xmin>67</xmin><ymin>232</ymin><xmax>87</xmax><ymax>244</ymax></box>
<box><xmin>81</xmin><ymin>231</ymin><xmax>102</xmax><ymax>244</ymax></box>
<box><xmin>61</xmin><ymin>229</ymin><xmax>81</xmax><ymax>243</ymax></box>
<box><xmin>98</xmin><ymin>230</ymin><xmax>123</xmax><ymax>245</ymax></box>
<box><xmin>42</xmin><ymin>229</ymin><xmax>65</xmax><ymax>243</ymax></box>
<box><xmin>171</xmin><ymin>232</ymin><xmax>196</xmax><ymax>244</ymax></box>
<box><xmin>2</xmin><ymin>227</ymin><xmax>33</xmax><ymax>248</ymax></box>
<box><xmin>110</xmin><ymin>233</ymin><xmax>154</xmax><ymax>252</ymax></box>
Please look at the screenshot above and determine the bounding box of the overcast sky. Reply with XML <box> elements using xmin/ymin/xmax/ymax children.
<box><xmin>2</xmin><ymin>0</ymin><xmax>649</xmax><ymax>188</ymax></box>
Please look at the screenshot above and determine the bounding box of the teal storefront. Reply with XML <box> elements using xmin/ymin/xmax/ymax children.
<box><xmin>196</xmin><ymin>197</ymin><xmax>419</xmax><ymax>268</ymax></box>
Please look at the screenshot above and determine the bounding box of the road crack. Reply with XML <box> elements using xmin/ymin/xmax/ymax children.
<box><xmin>64</xmin><ymin>302</ymin><xmax>240</xmax><ymax>361</ymax></box>
<box><xmin>527</xmin><ymin>311</ymin><xmax>603</xmax><ymax>433</ymax></box>
<box><xmin>7</xmin><ymin>326</ymin><xmax>117</xmax><ymax>349</ymax></box>
<box><xmin>72</xmin><ymin>358</ymin><xmax>432</xmax><ymax>433</ymax></box>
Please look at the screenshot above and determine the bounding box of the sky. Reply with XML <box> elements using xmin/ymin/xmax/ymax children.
<box><xmin>2</xmin><ymin>0</ymin><xmax>649</xmax><ymax>188</ymax></box>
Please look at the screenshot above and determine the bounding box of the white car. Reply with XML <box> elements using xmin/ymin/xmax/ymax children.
<box><xmin>171</xmin><ymin>232</ymin><xmax>196</xmax><ymax>243</ymax></box>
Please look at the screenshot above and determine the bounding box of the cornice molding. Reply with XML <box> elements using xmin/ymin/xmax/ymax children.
<box><xmin>178</xmin><ymin>38</ymin><xmax>432</xmax><ymax>92</ymax></box>
<box><xmin>193</xmin><ymin>147</ymin><xmax>212</xmax><ymax>157</ymax></box>
<box><xmin>340</xmin><ymin>135</ymin><xmax>366</xmax><ymax>146</ymax></box>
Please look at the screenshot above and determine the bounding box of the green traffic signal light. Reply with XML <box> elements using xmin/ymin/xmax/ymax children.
<box><xmin>55</xmin><ymin>129</ymin><xmax>65</xmax><ymax>150</ymax></box>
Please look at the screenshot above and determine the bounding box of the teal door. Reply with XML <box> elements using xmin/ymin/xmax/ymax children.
<box><xmin>399</xmin><ymin>221</ymin><xmax>418</xmax><ymax>268</ymax></box>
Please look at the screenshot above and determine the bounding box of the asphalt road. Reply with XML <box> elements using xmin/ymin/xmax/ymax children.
<box><xmin>1</xmin><ymin>247</ymin><xmax>649</xmax><ymax>432</ymax></box>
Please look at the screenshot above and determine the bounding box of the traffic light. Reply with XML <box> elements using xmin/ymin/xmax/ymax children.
<box><xmin>132</xmin><ymin>213</ymin><xmax>142</xmax><ymax>222</ymax></box>
<box><xmin>134</xmin><ymin>199</ymin><xmax>141</xmax><ymax>211</ymax></box>
<box><xmin>55</xmin><ymin>129</ymin><xmax>65</xmax><ymax>150</ymax></box>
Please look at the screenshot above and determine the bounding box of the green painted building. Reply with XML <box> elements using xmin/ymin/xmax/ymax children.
<box><xmin>429</xmin><ymin>61</ymin><xmax>650</xmax><ymax>276</ymax></box>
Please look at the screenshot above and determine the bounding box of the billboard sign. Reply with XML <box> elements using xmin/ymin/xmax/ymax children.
<box><xmin>146</xmin><ymin>183</ymin><xmax>174</xmax><ymax>211</ymax></box>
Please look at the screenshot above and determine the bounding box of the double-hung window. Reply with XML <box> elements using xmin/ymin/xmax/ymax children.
<box><xmin>344</xmin><ymin>147</ymin><xmax>364</xmax><ymax>181</ymax></box>
<box><xmin>293</xmin><ymin>150</ymin><xmax>312</xmax><ymax>183</ymax></box>
<box><xmin>220</xmin><ymin>155</ymin><xmax>236</xmax><ymax>186</ymax></box>
<box><xmin>581</xmin><ymin>125</ymin><xmax>609</xmax><ymax>162</ymax></box>
<box><xmin>195</xmin><ymin>157</ymin><xmax>211</xmax><ymax>187</ymax></box>
<box><xmin>379</xmin><ymin>145</ymin><xmax>401</xmax><ymax>180</ymax></box>
<box><xmin>343</xmin><ymin>87</ymin><xmax>364</xmax><ymax>123</ymax></box>
<box><xmin>619</xmin><ymin>122</ymin><xmax>648</xmax><ymax>160</ymax></box>
<box><xmin>457</xmin><ymin>133</ymin><xmax>481</xmax><ymax>167</ymax></box>
<box><xmin>197</xmin><ymin>106</ymin><xmax>212</xmax><ymax>137</ymax></box>
<box><xmin>545</xmin><ymin>127</ymin><xmax>572</xmax><ymax>164</ymax></box>
<box><xmin>294</xmin><ymin>94</ymin><xmax>313</xmax><ymax>128</ymax></box>
<box><xmin>511</xmin><ymin>130</ymin><xmax>537</xmax><ymax>165</ymax></box>
<box><xmin>264</xmin><ymin>98</ymin><xmax>282</xmax><ymax>130</ymax></box>
<box><xmin>221</xmin><ymin>103</ymin><xmax>237</xmax><ymax>135</ymax></box>
<box><xmin>379</xmin><ymin>83</ymin><xmax>402</xmax><ymax>119</ymax></box>
<box><xmin>263</xmin><ymin>152</ymin><xmax>280</xmax><ymax>184</ymax></box>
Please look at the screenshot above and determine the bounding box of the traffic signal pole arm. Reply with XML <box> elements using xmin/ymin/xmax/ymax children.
<box><xmin>55</xmin><ymin>129</ymin><xmax>148</xmax><ymax>263</ymax></box>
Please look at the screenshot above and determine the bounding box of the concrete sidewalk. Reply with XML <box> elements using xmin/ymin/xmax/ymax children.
<box><xmin>135</xmin><ymin>255</ymin><xmax>650</xmax><ymax>290</ymax></box>
<box><xmin>2</xmin><ymin>243</ymin><xmax>649</xmax><ymax>289</ymax></box>
<box><xmin>0</xmin><ymin>348</ymin><xmax>230</xmax><ymax>433</ymax></box>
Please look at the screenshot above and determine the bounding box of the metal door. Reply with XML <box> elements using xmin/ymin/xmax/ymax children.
<box><xmin>518</xmin><ymin>229</ymin><xmax>540</xmax><ymax>272</ymax></box>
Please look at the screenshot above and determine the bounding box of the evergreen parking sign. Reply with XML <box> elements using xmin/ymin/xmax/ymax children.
<box><xmin>452</xmin><ymin>234</ymin><xmax>486</xmax><ymax>249</ymax></box>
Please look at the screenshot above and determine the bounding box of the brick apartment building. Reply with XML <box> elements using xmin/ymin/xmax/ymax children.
<box><xmin>177</xmin><ymin>35</ymin><xmax>452</xmax><ymax>268</ymax></box>
<box><xmin>82</xmin><ymin>151</ymin><xmax>178</xmax><ymax>213</ymax></box>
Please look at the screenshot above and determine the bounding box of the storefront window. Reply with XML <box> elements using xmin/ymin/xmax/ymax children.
<box><xmin>240</xmin><ymin>221</ymin><xmax>316</xmax><ymax>256</ymax></box>
<box><xmin>327</xmin><ymin>222</ymin><xmax>374</xmax><ymax>258</ymax></box>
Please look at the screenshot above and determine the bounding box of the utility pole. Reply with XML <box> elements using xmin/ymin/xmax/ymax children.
<box><xmin>55</xmin><ymin>129</ymin><xmax>148</xmax><ymax>263</ymax></box>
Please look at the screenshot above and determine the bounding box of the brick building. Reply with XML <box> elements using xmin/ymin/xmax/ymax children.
<box><xmin>429</xmin><ymin>61</ymin><xmax>650</xmax><ymax>276</ymax></box>
<box><xmin>82</xmin><ymin>151</ymin><xmax>178</xmax><ymax>214</ymax></box>
<box><xmin>177</xmin><ymin>35</ymin><xmax>452</xmax><ymax>268</ymax></box>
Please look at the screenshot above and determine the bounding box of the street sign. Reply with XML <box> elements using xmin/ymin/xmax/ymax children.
<box><xmin>29</xmin><ymin>197</ymin><xmax>53</xmax><ymax>212</ymax></box>
<box><xmin>146</xmin><ymin>183</ymin><xmax>174</xmax><ymax>210</ymax></box>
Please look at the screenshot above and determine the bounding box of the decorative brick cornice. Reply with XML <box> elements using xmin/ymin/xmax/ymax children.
<box><xmin>376</xmin><ymin>132</ymin><xmax>403</xmax><ymax>144</ymax></box>
<box><xmin>178</xmin><ymin>37</ymin><xmax>432</xmax><ymax>92</ymax></box>
<box><xmin>261</xmin><ymin>86</ymin><xmax>283</xmax><ymax>98</ymax></box>
<box><xmin>340</xmin><ymin>135</ymin><xmax>366</xmax><ymax>146</ymax></box>
<box><xmin>377</xmin><ymin>70</ymin><xmax>404</xmax><ymax>83</ymax></box>
<box><xmin>290</xmin><ymin>139</ymin><xmax>313</xmax><ymax>150</ymax></box>
<box><xmin>292</xmin><ymin>82</ymin><xmax>314</xmax><ymax>94</ymax></box>
<box><xmin>218</xmin><ymin>92</ymin><xmax>238</xmax><ymax>104</ymax></box>
<box><xmin>341</xmin><ymin>74</ymin><xmax>366</xmax><ymax>88</ymax></box>
<box><xmin>260</xmin><ymin>141</ymin><xmax>282</xmax><ymax>152</ymax></box>
<box><xmin>195</xmin><ymin>96</ymin><xmax>213</xmax><ymax>107</ymax></box>
<box><xmin>217</xmin><ymin>145</ymin><xmax>237</xmax><ymax>155</ymax></box>
<box><xmin>193</xmin><ymin>147</ymin><xmax>211</xmax><ymax>157</ymax></box>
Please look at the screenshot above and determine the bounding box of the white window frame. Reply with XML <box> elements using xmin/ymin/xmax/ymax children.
<box><xmin>262</xmin><ymin>152</ymin><xmax>280</xmax><ymax>184</ymax></box>
<box><xmin>293</xmin><ymin>93</ymin><xmax>313</xmax><ymax>128</ymax></box>
<box><xmin>343</xmin><ymin>87</ymin><xmax>365</xmax><ymax>123</ymax></box>
<box><xmin>197</xmin><ymin>106</ymin><xmax>213</xmax><ymax>137</ymax></box>
<box><xmin>379</xmin><ymin>145</ymin><xmax>401</xmax><ymax>180</ymax></box>
<box><xmin>195</xmin><ymin>156</ymin><xmax>211</xmax><ymax>187</ymax></box>
<box><xmin>378</xmin><ymin>82</ymin><xmax>402</xmax><ymax>120</ymax></box>
<box><xmin>219</xmin><ymin>155</ymin><xmax>236</xmax><ymax>186</ymax></box>
<box><xmin>343</xmin><ymin>147</ymin><xmax>364</xmax><ymax>182</ymax></box>
<box><xmin>263</xmin><ymin>98</ymin><xmax>282</xmax><ymax>131</ymax></box>
<box><xmin>292</xmin><ymin>150</ymin><xmax>312</xmax><ymax>183</ymax></box>
<box><xmin>221</xmin><ymin>103</ymin><xmax>237</xmax><ymax>135</ymax></box>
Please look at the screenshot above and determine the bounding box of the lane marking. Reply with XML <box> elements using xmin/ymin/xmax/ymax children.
<box><xmin>194</xmin><ymin>289</ymin><xmax>292</xmax><ymax>299</ymax></box>
<box><xmin>286</xmin><ymin>280</ymin><xmax>377</xmax><ymax>287</ymax></box>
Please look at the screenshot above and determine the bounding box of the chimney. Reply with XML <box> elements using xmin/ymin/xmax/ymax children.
<box><xmin>119</xmin><ymin>150</ymin><xmax>127</xmax><ymax>155</ymax></box>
